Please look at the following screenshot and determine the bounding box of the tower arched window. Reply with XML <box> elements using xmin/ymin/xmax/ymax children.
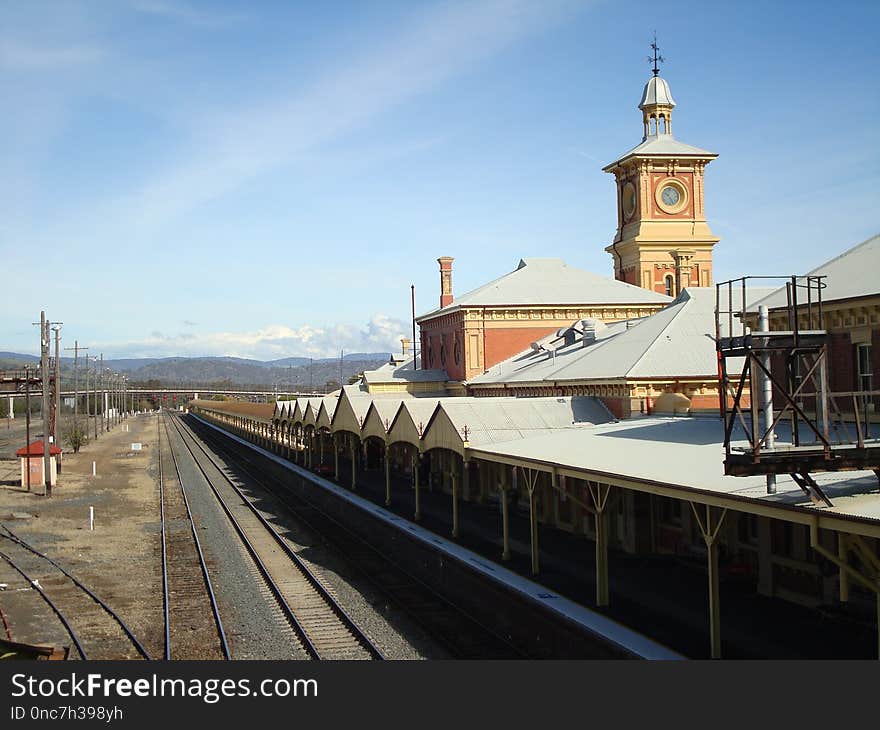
<box><xmin>664</xmin><ymin>274</ymin><xmax>675</xmax><ymax>297</ymax></box>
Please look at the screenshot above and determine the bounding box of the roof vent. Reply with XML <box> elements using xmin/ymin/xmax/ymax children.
<box><xmin>581</xmin><ymin>318</ymin><xmax>604</xmax><ymax>347</ymax></box>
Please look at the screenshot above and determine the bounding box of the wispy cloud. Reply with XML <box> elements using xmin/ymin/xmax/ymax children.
<box><xmin>0</xmin><ymin>39</ymin><xmax>105</xmax><ymax>71</ymax></box>
<box><xmin>102</xmin><ymin>313</ymin><xmax>408</xmax><ymax>359</ymax></box>
<box><xmin>84</xmin><ymin>0</ymin><xmax>582</xmax><ymax>232</ymax></box>
<box><xmin>129</xmin><ymin>0</ymin><xmax>247</xmax><ymax>28</ymax></box>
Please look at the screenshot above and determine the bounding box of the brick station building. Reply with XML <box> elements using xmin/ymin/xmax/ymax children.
<box><xmin>416</xmin><ymin>257</ymin><xmax>670</xmax><ymax>386</ymax></box>
<box><xmin>416</xmin><ymin>65</ymin><xmax>722</xmax><ymax>405</ymax></box>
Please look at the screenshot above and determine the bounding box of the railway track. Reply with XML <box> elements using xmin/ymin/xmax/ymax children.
<box><xmin>0</xmin><ymin>525</ymin><xmax>151</xmax><ymax>661</ymax></box>
<box><xmin>184</xmin><ymin>414</ymin><xmax>526</xmax><ymax>659</ymax></box>
<box><xmin>158</xmin><ymin>414</ymin><xmax>229</xmax><ymax>660</ymax></box>
<box><xmin>165</xmin><ymin>411</ymin><xmax>383</xmax><ymax>660</ymax></box>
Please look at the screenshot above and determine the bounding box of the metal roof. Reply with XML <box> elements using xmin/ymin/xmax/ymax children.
<box><xmin>362</xmin><ymin>356</ymin><xmax>449</xmax><ymax>385</ymax></box>
<box><xmin>468</xmin><ymin>416</ymin><xmax>880</xmax><ymax>526</ymax></box>
<box><xmin>426</xmin><ymin>396</ymin><xmax>613</xmax><ymax>447</ymax></box>
<box><xmin>639</xmin><ymin>74</ymin><xmax>676</xmax><ymax>109</ymax></box>
<box><xmin>749</xmin><ymin>233</ymin><xmax>880</xmax><ymax>311</ymax></box>
<box><xmin>417</xmin><ymin>257</ymin><xmax>670</xmax><ymax>321</ymax></box>
<box><xmin>471</xmin><ymin>287</ymin><xmax>728</xmax><ymax>385</ymax></box>
<box><xmin>603</xmin><ymin>135</ymin><xmax>717</xmax><ymax>171</ymax></box>
<box><xmin>387</xmin><ymin>398</ymin><xmax>445</xmax><ymax>441</ymax></box>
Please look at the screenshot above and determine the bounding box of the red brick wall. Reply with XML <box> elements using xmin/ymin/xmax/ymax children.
<box><xmin>484</xmin><ymin>326</ymin><xmax>560</xmax><ymax>372</ymax></box>
<box><xmin>829</xmin><ymin>332</ymin><xmax>854</xmax><ymax>394</ymax></box>
<box><xmin>420</xmin><ymin>316</ymin><xmax>466</xmax><ymax>381</ymax></box>
<box><xmin>600</xmin><ymin>397</ymin><xmax>630</xmax><ymax>419</ymax></box>
<box><xmin>689</xmin><ymin>394</ymin><xmax>722</xmax><ymax>411</ymax></box>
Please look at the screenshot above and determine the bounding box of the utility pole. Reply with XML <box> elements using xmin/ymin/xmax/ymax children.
<box><xmin>100</xmin><ymin>354</ymin><xmax>105</xmax><ymax>433</ymax></box>
<box><xmin>39</xmin><ymin>312</ymin><xmax>52</xmax><ymax>496</ymax></box>
<box><xmin>84</xmin><ymin>354</ymin><xmax>90</xmax><ymax>434</ymax></box>
<box><xmin>92</xmin><ymin>356</ymin><xmax>99</xmax><ymax>440</ymax></box>
<box><xmin>64</xmin><ymin>342</ymin><xmax>88</xmax><ymax>431</ymax></box>
<box><xmin>25</xmin><ymin>366</ymin><xmax>31</xmax><ymax>493</ymax></box>
<box><xmin>51</xmin><ymin>324</ymin><xmax>62</xmax><ymax>443</ymax></box>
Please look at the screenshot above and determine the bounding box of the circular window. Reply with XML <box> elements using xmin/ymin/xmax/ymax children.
<box><xmin>622</xmin><ymin>182</ymin><xmax>636</xmax><ymax>220</ymax></box>
<box><xmin>454</xmin><ymin>339</ymin><xmax>461</xmax><ymax>365</ymax></box>
<box><xmin>655</xmin><ymin>178</ymin><xmax>688</xmax><ymax>214</ymax></box>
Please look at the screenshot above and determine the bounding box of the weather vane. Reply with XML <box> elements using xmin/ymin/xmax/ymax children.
<box><xmin>647</xmin><ymin>32</ymin><xmax>665</xmax><ymax>76</ymax></box>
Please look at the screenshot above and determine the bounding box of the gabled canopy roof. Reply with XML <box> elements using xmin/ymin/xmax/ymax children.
<box><xmin>315</xmin><ymin>397</ymin><xmax>338</xmax><ymax>430</ymax></box>
<box><xmin>332</xmin><ymin>385</ymin><xmax>413</xmax><ymax>435</ymax></box>
<box><xmin>421</xmin><ymin>396</ymin><xmax>612</xmax><ymax>455</ymax></box>
<box><xmin>361</xmin><ymin>398</ymin><xmax>407</xmax><ymax>441</ymax></box>
<box><xmin>387</xmin><ymin>399</ymin><xmax>443</xmax><ymax>447</ymax></box>
<box><xmin>302</xmin><ymin>398</ymin><xmax>323</xmax><ymax>428</ymax></box>
<box><xmin>417</xmin><ymin>258</ymin><xmax>670</xmax><ymax>321</ymax></box>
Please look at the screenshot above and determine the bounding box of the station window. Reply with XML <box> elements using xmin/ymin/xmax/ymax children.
<box><xmin>664</xmin><ymin>274</ymin><xmax>674</xmax><ymax>298</ymax></box>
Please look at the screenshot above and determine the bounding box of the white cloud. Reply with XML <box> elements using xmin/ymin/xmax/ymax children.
<box><xmin>102</xmin><ymin>314</ymin><xmax>409</xmax><ymax>360</ymax></box>
<box><xmin>80</xmin><ymin>0</ymin><xmax>582</xmax><ymax>232</ymax></box>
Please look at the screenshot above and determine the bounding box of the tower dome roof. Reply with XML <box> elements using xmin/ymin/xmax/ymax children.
<box><xmin>639</xmin><ymin>75</ymin><xmax>676</xmax><ymax>110</ymax></box>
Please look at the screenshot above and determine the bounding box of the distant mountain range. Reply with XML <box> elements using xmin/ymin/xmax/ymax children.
<box><xmin>0</xmin><ymin>351</ymin><xmax>391</xmax><ymax>389</ymax></box>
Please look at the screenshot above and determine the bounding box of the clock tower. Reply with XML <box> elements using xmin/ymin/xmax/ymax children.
<box><xmin>603</xmin><ymin>45</ymin><xmax>719</xmax><ymax>296</ymax></box>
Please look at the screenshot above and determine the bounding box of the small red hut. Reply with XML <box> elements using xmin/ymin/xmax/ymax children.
<box><xmin>16</xmin><ymin>441</ymin><xmax>62</xmax><ymax>489</ymax></box>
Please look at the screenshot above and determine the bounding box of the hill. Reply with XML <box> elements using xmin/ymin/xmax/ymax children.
<box><xmin>0</xmin><ymin>352</ymin><xmax>390</xmax><ymax>390</ymax></box>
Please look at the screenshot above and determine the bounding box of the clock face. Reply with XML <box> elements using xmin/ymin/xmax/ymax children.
<box><xmin>661</xmin><ymin>185</ymin><xmax>681</xmax><ymax>207</ymax></box>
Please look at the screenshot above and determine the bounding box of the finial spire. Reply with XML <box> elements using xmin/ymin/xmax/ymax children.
<box><xmin>647</xmin><ymin>32</ymin><xmax>665</xmax><ymax>77</ymax></box>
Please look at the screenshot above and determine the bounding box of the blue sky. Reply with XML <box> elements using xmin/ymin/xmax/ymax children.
<box><xmin>2</xmin><ymin>0</ymin><xmax>877</xmax><ymax>359</ymax></box>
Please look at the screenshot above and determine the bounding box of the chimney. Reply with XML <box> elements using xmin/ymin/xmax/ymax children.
<box><xmin>437</xmin><ymin>256</ymin><xmax>454</xmax><ymax>308</ymax></box>
<box><xmin>401</xmin><ymin>337</ymin><xmax>411</xmax><ymax>356</ymax></box>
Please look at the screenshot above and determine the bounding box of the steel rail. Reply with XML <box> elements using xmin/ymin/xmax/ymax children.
<box><xmin>157</xmin><ymin>415</ymin><xmax>171</xmax><ymax>659</ymax></box>
<box><xmin>160</xmin><ymin>411</ymin><xmax>231</xmax><ymax>659</ymax></box>
<box><xmin>0</xmin><ymin>548</ymin><xmax>88</xmax><ymax>660</ymax></box>
<box><xmin>165</xmin><ymin>413</ymin><xmax>322</xmax><ymax>659</ymax></box>
<box><xmin>0</xmin><ymin>525</ymin><xmax>152</xmax><ymax>660</ymax></box>
<box><xmin>169</xmin><ymin>412</ymin><xmax>383</xmax><ymax>660</ymax></box>
<box><xmin>191</xmin><ymin>416</ymin><xmax>528</xmax><ymax>659</ymax></box>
